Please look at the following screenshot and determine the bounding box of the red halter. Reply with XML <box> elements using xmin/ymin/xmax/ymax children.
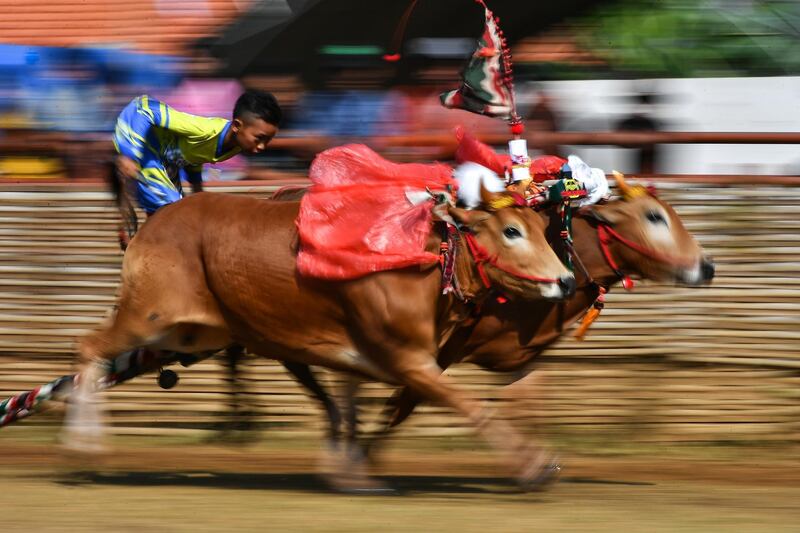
<box><xmin>463</xmin><ymin>232</ymin><xmax>560</xmax><ymax>290</ymax></box>
<box><xmin>596</xmin><ymin>223</ymin><xmax>697</xmax><ymax>290</ymax></box>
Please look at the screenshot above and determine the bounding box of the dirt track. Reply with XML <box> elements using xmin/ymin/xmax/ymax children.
<box><xmin>1</xmin><ymin>441</ymin><xmax>798</xmax><ymax>532</ymax></box>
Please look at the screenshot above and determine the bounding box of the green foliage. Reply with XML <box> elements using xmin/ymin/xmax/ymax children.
<box><xmin>578</xmin><ymin>0</ymin><xmax>800</xmax><ymax>77</ymax></box>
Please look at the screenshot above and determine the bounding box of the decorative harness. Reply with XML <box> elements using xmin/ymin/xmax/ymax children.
<box><xmin>572</xmin><ymin>207</ymin><xmax>696</xmax><ymax>340</ymax></box>
<box><xmin>462</xmin><ymin>232</ymin><xmax>560</xmax><ymax>289</ymax></box>
<box><xmin>598</xmin><ymin>223</ymin><xmax>697</xmax><ymax>272</ymax></box>
<box><xmin>438</xmin><ymin>221</ymin><xmax>560</xmax><ymax>303</ymax></box>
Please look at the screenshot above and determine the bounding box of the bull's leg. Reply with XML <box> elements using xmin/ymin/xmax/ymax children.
<box><xmin>61</xmin><ymin>302</ymin><xmax>178</xmax><ymax>453</ymax></box>
<box><xmin>385</xmin><ymin>387</ymin><xmax>423</xmax><ymax>429</ymax></box>
<box><xmin>361</xmin><ymin>386</ymin><xmax>423</xmax><ymax>461</ymax></box>
<box><xmin>503</xmin><ymin>364</ymin><xmax>547</xmax><ymax>438</ymax></box>
<box><xmin>392</xmin><ymin>360</ymin><xmax>559</xmax><ymax>491</ymax></box>
<box><xmin>61</xmin><ymin>325</ymin><xmax>144</xmax><ymax>453</ymax></box>
<box><xmin>225</xmin><ymin>345</ymin><xmax>250</xmax><ymax>432</ymax></box>
<box><xmin>502</xmin><ymin>365</ymin><xmax>560</xmax><ymax>476</ymax></box>
<box><xmin>283</xmin><ymin>362</ymin><xmax>343</xmax><ymax>442</ymax></box>
<box><xmin>282</xmin><ymin>364</ymin><xmax>387</xmax><ymax>492</ymax></box>
<box><xmin>342</xmin><ymin>375</ymin><xmax>360</xmax><ymax>450</ymax></box>
<box><xmin>212</xmin><ymin>344</ymin><xmax>256</xmax><ymax>442</ymax></box>
<box><xmin>338</xmin><ymin>375</ymin><xmax>376</xmax><ymax>481</ymax></box>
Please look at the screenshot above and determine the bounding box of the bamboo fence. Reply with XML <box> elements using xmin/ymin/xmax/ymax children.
<box><xmin>0</xmin><ymin>180</ymin><xmax>798</xmax><ymax>444</ymax></box>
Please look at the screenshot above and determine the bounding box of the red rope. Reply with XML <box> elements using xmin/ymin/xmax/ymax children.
<box><xmin>463</xmin><ymin>233</ymin><xmax>559</xmax><ymax>290</ymax></box>
<box><xmin>385</xmin><ymin>0</ymin><xmax>421</xmax><ymax>60</ymax></box>
<box><xmin>599</xmin><ymin>224</ymin><xmax>697</xmax><ymax>269</ymax></box>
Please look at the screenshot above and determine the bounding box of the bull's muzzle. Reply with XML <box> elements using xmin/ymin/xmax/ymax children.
<box><xmin>558</xmin><ymin>274</ymin><xmax>577</xmax><ymax>299</ymax></box>
<box><xmin>678</xmin><ymin>256</ymin><xmax>715</xmax><ymax>286</ymax></box>
<box><xmin>701</xmin><ymin>257</ymin><xmax>715</xmax><ymax>283</ymax></box>
<box><xmin>540</xmin><ymin>273</ymin><xmax>576</xmax><ymax>301</ymax></box>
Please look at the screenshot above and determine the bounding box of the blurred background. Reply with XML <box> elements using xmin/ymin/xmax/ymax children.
<box><xmin>3</xmin><ymin>0</ymin><xmax>800</xmax><ymax>179</ymax></box>
<box><xmin>0</xmin><ymin>1</ymin><xmax>799</xmax><ymax>530</ymax></box>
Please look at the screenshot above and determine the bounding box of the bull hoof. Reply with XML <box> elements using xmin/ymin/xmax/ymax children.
<box><xmin>323</xmin><ymin>472</ymin><xmax>395</xmax><ymax>495</ymax></box>
<box><xmin>58</xmin><ymin>425</ymin><xmax>108</xmax><ymax>456</ymax></box>
<box><xmin>358</xmin><ymin>439</ymin><xmax>383</xmax><ymax>467</ymax></box>
<box><xmin>59</xmin><ymin>438</ymin><xmax>108</xmax><ymax>456</ymax></box>
<box><xmin>517</xmin><ymin>461</ymin><xmax>562</xmax><ymax>492</ymax></box>
<box><xmin>319</xmin><ymin>441</ymin><xmax>394</xmax><ymax>494</ymax></box>
<box><xmin>56</xmin><ymin>469</ymin><xmax>96</xmax><ymax>486</ymax></box>
<box><xmin>337</xmin><ymin>486</ymin><xmax>397</xmax><ymax>496</ymax></box>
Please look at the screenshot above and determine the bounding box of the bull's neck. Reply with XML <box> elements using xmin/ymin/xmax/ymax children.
<box><xmin>453</xmin><ymin>230</ymin><xmax>492</xmax><ymax>303</ymax></box>
<box><xmin>432</xmin><ymin>231</ymin><xmax>489</xmax><ymax>350</ymax></box>
<box><xmin>544</xmin><ymin>211</ymin><xmax>621</xmax><ymax>291</ymax></box>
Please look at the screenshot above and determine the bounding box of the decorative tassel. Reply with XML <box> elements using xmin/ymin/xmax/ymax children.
<box><xmin>574</xmin><ymin>287</ymin><xmax>607</xmax><ymax>341</ymax></box>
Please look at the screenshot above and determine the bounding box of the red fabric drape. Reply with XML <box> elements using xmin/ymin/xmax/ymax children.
<box><xmin>296</xmin><ymin>144</ymin><xmax>455</xmax><ymax>280</ymax></box>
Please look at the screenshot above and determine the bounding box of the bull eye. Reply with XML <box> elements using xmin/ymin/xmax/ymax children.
<box><xmin>645</xmin><ymin>210</ymin><xmax>668</xmax><ymax>226</ymax></box>
<box><xmin>503</xmin><ymin>226</ymin><xmax>522</xmax><ymax>239</ymax></box>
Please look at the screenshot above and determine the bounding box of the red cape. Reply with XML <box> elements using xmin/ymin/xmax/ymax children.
<box><xmin>296</xmin><ymin>144</ymin><xmax>455</xmax><ymax>280</ymax></box>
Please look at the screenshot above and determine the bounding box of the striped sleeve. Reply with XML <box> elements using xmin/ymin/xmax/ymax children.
<box><xmin>113</xmin><ymin>95</ymin><xmax>167</xmax><ymax>164</ymax></box>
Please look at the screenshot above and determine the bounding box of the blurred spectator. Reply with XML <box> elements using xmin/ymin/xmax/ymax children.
<box><xmin>614</xmin><ymin>92</ymin><xmax>661</xmax><ymax>174</ymax></box>
<box><xmin>403</xmin><ymin>64</ymin><xmax>509</xmax><ymax>137</ymax></box>
<box><xmin>383</xmin><ymin>64</ymin><xmax>509</xmax><ymax>161</ymax></box>
<box><xmin>291</xmin><ymin>66</ymin><xmax>406</xmax><ymax>139</ymax></box>
<box><xmin>526</xmin><ymin>87</ymin><xmax>561</xmax><ymax>157</ymax></box>
<box><xmin>160</xmin><ymin>77</ymin><xmax>248</xmax><ymax>181</ymax></box>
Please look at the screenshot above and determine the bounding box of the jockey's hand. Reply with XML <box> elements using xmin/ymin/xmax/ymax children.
<box><xmin>528</xmin><ymin>182</ymin><xmax>547</xmax><ymax>194</ymax></box>
<box><xmin>116</xmin><ymin>155</ymin><xmax>140</xmax><ymax>181</ymax></box>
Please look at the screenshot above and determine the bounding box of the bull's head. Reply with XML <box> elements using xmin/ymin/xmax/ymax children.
<box><xmin>581</xmin><ymin>172</ymin><xmax>714</xmax><ymax>286</ymax></box>
<box><xmin>447</xmin><ymin>182</ymin><xmax>575</xmax><ymax>301</ymax></box>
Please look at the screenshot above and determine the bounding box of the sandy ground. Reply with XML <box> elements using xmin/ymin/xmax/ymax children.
<box><xmin>0</xmin><ymin>438</ymin><xmax>798</xmax><ymax>533</ymax></box>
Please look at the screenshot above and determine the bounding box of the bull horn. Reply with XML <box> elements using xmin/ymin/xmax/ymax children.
<box><xmin>612</xmin><ymin>171</ymin><xmax>632</xmax><ymax>196</ymax></box>
<box><xmin>612</xmin><ymin>170</ymin><xmax>646</xmax><ymax>199</ymax></box>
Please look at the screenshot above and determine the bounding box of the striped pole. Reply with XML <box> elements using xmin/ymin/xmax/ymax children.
<box><xmin>0</xmin><ymin>350</ymin><xmax>212</xmax><ymax>428</ymax></box>
<box><xmin>0</xmin><ymin>375</ymin><xmax>74</xmax><ymax>427</ymax></box>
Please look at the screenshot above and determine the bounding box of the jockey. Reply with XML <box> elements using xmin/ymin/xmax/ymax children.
<box><xmin>453</xmin><ymin>133</ymin><xmax>610</xmax><ymax>209</ymax></box>
<box><xmin>113</xmin><ymin>89</ymin><xmax>282</xmax><ymax>215</ymax></box>
<box><xmin>110</xmin><ymin>91</ymin><xmax>282</xmax><ymax>422</ymax></box>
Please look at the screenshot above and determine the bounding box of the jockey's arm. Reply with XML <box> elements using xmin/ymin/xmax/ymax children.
<box><xmin>184</xmin><ymin>165</ymin><xmax>204</xmax><ymax>193</ymax></box>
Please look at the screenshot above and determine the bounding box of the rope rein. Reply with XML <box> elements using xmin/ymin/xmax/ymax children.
<box><xmin>462</xmin><ymin>232</ymin><xmax>560</xmax><ymax>290</ymax></box>
<box><xmin>598</xmin><ymin>223</ymin><xmax>697</xmax><ymax>270</ymax></box>
<box><xmin>574</xmin><ymin>218</ymin><xmax>698</xmax><ymax>339</ymax></box>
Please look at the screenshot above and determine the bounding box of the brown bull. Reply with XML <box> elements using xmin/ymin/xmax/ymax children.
<box><xmin>64</xmin><ymin>187</ymin><xmax>574</xmax><ymax>488</ymax></box>
<box><xmin>269</xmin><ymin>177</ymin><xmax>714</xmax><ymax>468</ymax></box>
<box><xmin>375</xmin><ymin>176</ymin><xmax>715</xmax><ymax>436</ymax></box>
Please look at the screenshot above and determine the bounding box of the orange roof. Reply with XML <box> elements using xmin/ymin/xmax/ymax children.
<box><xmin>0</xmin><ymin>1</ymin><xmax>252</xmax><ymax>56</ymax></box>
<box><xmin>514</xmin><ymin>27</ymin><xmax>605</xmax><ymax>66</ymax></box>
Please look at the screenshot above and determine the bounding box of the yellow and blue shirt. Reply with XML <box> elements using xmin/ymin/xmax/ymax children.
<box><xmin>113</xmin><ymin>95</ymin><xmax>240</xmax><ymax>213</ymax></box>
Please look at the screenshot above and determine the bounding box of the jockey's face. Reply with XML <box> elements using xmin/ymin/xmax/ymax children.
<box><xmin>232</xmin><ymin>115</ymin><xmax>278</xmax><ymax>155</ymax></box>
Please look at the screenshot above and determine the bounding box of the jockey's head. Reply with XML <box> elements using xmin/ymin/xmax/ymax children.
<box><xmin>231</xmin><ymin>89</ymin><xmax>282</xmax><ymax>155</ymax></box>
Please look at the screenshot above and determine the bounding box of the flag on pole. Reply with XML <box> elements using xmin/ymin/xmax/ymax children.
<box><xmin>440</xmin><ymin>0</ymin><xmax>519</xmax><ymax>125</ymax></box>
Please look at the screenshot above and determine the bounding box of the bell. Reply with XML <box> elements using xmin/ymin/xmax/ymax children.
<box><xmin>622</xmin><ymin>276</ymin><xmax>635</xmax><ymax>291</ymax></box>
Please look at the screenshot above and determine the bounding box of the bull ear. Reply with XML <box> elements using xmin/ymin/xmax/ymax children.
<box><xmin>448</xmin><ymin>206</ymin><xmax>490</xmax><ymax>228</ymax></box>
<box><xmin>579</xmin><ymin>203</ymin><xmax>622</xmax><ymax>225</ymax></box>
